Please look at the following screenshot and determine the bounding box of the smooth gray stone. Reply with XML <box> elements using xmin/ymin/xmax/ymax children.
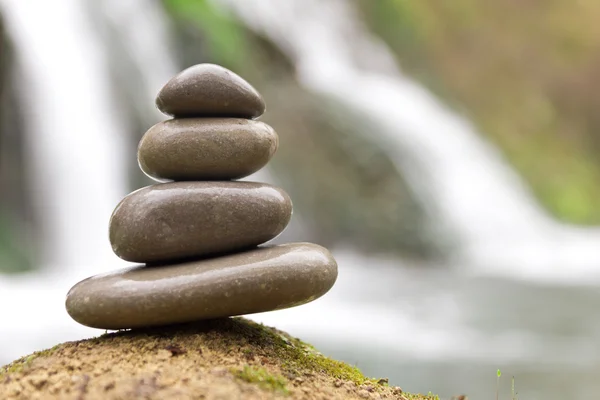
<box><xmin>138</xmin><ymin>118</ymin><xmax>278</xmax><ymax>182</ymax></box>
<box><xmin>156</xmin><ymin>64</ymin><xmax>266</xmax><ymax>119</ymax></box>
<box><xmin>65</xmin><ymin>243</ymin><xmax>338</xmax><ymax>329</ymax></box>
<box><xmin>109</xmin><ymin>181</ymin><xmax>292</xmax><ymax>263</ymax></box>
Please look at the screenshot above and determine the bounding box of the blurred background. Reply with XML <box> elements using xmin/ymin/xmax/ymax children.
<box><xmin>1</xmin><ymin>0</ymin><xmax>600</xmax><ymax>398</ymax></box>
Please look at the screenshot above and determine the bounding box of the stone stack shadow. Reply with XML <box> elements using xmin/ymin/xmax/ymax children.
<box><xmin>65</xmin><ymin>64</ymin><xmax>337</xmax><ymax>330</ymax></box>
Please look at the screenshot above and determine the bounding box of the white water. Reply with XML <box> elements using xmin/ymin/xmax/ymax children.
<box><xmin>0</xmin><ymin>0</ymin><xmax>176</xmax><ymax>361</ymax></box>
<box><xmin>2</xmin><ymin>0</ymin><xmax>127</xmax><ymax>268</ymax></box>
<box><xmin>215</xmin><ymin>0</ymin><xmax>600</xmax><ymax>282</ymax></box>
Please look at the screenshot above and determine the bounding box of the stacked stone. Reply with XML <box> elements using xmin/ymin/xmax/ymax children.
<box><xmin>65</xmin><ymin>64</ymin><xmax>338</xmax><ymax>330</ymax></box>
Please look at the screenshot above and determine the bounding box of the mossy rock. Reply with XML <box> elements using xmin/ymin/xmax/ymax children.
<box><xmin>0</xmin><ymin>317</ymin><xmax>437</xmax><ymax>399</ymax></box>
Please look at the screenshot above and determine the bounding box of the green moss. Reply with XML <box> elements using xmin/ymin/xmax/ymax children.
<box><xmin>282</xmin><ymin>340</ymin><xmax>371</xmax><ymax>385</ymax></box>
<box><xmin>222</xmin><ymin>318</ymin><xmax>440</xmax><ymax>399</ymax></box>
<box><xmin>227</xmin><ymin>318</ymin><xmax>394</xmax><ymax>388</ymax></box>
<box><xmin>0</xmin><ymin>344</ymin><xmax>59</xmax><ymax>377</ymax></box>
<box><xmin>268</xmin><ymin>324</ymin><xmax>367</xmax><ymax>383</ymax></box>
<box><xmin>405</xmin><ymin>394</ymin><xmax>440</xmax><ymax>400</ymax></box>
<box><xmin>232</xmin><ymin>365</ymin><xmax>289</xmax><ymax>394</ymax></box>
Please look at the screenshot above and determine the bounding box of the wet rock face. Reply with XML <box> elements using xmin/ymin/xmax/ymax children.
<box><xmin>66</xmin><ymin>243</ymin><xmax>337</xmax><ymax>329</ymax></box>
<box><xmin>66</xmin><ymin>64</ymin><xmax>338</xmax><ymax>330</ymax></box>
<box><xmin>109</xmin><ymin>181</ymin><xmax>292</xmax><ymax>263</ymax></box>
<box><xmin>155</xmin><ymin>64</ymin><xmax>266</xmax><ymax>118</ymax></box>
<box><xmin>138</xmin><ymin>118</ymin><xmax>278</xmax><ymax>181</ymax></box>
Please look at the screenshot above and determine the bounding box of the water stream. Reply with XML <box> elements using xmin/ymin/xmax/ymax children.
<box><xmin>216</xmin><ymin>0</ymin><xmax>600</xmax><ymax>283</ymax></box>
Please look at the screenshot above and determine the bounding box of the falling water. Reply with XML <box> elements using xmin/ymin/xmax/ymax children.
<box><xmin>0</xmin><ymin>0</ymin><xmax>177</xmax><ymax>362</ymax></box>
<box><xmin>216</xmin><ymin>0</ymin><xmax>600</xmax><ymax>282</ymax></box>
<box><xmin>1</xmin><ymin>0</ymin><xmax>128</xmax><ymax>269</ymax></box>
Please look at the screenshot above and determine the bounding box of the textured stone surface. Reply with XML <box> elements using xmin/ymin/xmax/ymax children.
<box><xmin>65</xmin><ymin>243</ymin><xmax>338</xmax><ymax>329</ymax></box>
<box><xmin>138</xmin><ymin>118</ymin><xmax>278</xmax><ymax>181</ymax></box>
<box><xmin>156</xmin><ymin>64</ymin><xmax>266</xmax><ymax>118</ymax></box>
<box><xmin>109</xmin><ymin>181</ymin><xmax>292</xmax><ymax>263</ymax></box>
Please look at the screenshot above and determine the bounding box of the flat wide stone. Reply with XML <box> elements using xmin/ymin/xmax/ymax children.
<box><xmin>65</xmin><ymin>243</ymin><xmax>338</xmax><ymax>329</ymax></box>
<box><xmin>138</xmin><ymin>118</ymin><xmax>278</xmax><ymax>181</ymax></box>
<box><xmin>156</xmin><ymin>64</ymin><xmax>266</xmax><ymax>118</ymax></box>
<box><xmin>109</xmin><ymin>182</ymin><xmax>292</xmax><ymax>263</ymax></box>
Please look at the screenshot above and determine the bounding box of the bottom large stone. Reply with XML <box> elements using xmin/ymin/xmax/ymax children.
<box><xmin>65</xmin><ymin>243</ymin><xmax>337</xmax><ymax>329</ymax></box>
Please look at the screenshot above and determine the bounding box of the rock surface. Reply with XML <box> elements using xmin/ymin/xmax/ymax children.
<box><xmin>156</xmin><ymin>64</ymin><xmax>266</xmax><ymax>118</ymax></box>
<box><xmin>109</xmin><ymin>181</ymin><xmax>292</xmax><ymax>263</ymax></box>
<box><xmin>138</xmin><ymin>118</ymin><xmax>278</xmax><ymax>181</ymax></box>
<box><xmin>0</xmin><ymin>318</ymin><xmax>429</xmax><ymax>400</ymax></box>
<box><xmin>66</xmin><ymin>243</ymin><xmax>337</xmax><ymax>329</ymax></box>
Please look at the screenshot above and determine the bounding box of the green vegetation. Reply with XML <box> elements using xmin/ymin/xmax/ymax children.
<box><xmin>0</xmin><ymin>344</ymin><xmax>59</xmax><ymax>377</ymax></box>
<box><xmin>224</xmin><ymin>317</ymin><xmax>379</xmax><ymax>386</ymax></box>
<box><xmin>497</xmin><ymin>369</ymin><xmax>502</xmax><ymax>400</ymax></box>
<box><xmin>222</xmin><ymin>317</ymin><xmax>438</xmax><ymax>398</ymax></box>
<box><xmin>162</xmin><ymin>0</ymin><xmax>249</xmax><ymax>70</ymax></box>
<box><xmin>0</xmin><ymin>209</ymin><xmax>33</xmax><ymax>274</ymax></box>
<box><xmin>358</xmin><ymin>0</ymin><xmax>600</xmax><ymax>224</ymax></box>
<box><xmin>232</xmin><ymin>365</ymin><xmax>289</xmax><ymax>394</ymax></box>
<box><xmin>495</xmin><ymin>369</ymin><xmax>519</xmax><ymax>400</ymax></box>
<box><xmin>223</xmin><ymin>318</ymin><xmax>378</xmax><ymax>385</ymax></box>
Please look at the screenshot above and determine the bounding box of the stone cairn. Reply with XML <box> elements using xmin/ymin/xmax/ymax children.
<box><xmin>66</xmin><ymin>64</ymin><xmax>338</xmax><ymax>330</ymax></box>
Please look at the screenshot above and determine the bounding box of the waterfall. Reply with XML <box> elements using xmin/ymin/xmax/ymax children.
<box><xmin>0</xmin><ymin>0</ymin><xmax>178</xmax><ymax>363</ymax></box>
<box><xmin>215</xmin><ymin>0</ymin><xmax>600</xmax><ymax>281</ymax></box>
<box><xmin>1</xmin><ymin>0</ymin><xmax>128</xmax><ymax>269</ymax></box>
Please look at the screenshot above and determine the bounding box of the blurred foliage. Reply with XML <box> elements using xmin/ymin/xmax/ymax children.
<box><xmin>163</xmin><ymin>0</ymin><xmax>249</xmax><ymax>69</ymax></box>
<box><xmin>358</xmin><ymin>0</ymin><xmax>600</xmax><ymax>224</ymax></box>
<box><xmin>0</xmin><ymin>210</ymin><xmax>33</xmax><ymax>274</ymax></box>
<box><xmin>162</xmin><ymin>0</ymin><xmax>439</xmax><ymax>258</ymax></box>
<box><xmin>0</xmin><ymin>13</ymin><xmax>34</xmax><ymax>273</ymax></box>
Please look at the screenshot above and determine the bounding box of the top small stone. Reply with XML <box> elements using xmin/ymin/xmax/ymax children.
<box><xmin>156</xmin><ymin>64</ymin><xmax>266</xmax><ymax>119</ymax></box>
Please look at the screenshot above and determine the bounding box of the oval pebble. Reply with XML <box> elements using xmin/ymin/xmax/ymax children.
<box><xmin>65</xmin><ymin>243</ymin><xmax>338</xmax><ymax>329</ymax></box>
<box><xmin>156</xmin><ymin>64</ymin><xmax>266</xmax><ymax>119</ymax></box>
<box><xmin>109</xmin><ymin>181</ymin><xmax>292</xmax><ymax>263</ymax></box>
<box><xmin>138</xmin><ymin>118</ymin><xmax>278</xmax><ymax>181</ymax></box>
